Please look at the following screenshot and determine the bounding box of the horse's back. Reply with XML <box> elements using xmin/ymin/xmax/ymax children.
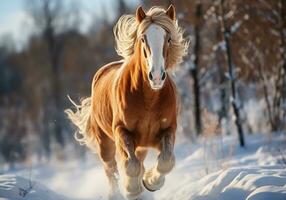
<box><xmin>92</xmin><ymin>60</ymin><xmax>124</xmax><ymax>85</ymax></box>
<box><xmin>90</xmin><ymin>60</ymin><xmax>124</xmax><ymax>138</ymax></box>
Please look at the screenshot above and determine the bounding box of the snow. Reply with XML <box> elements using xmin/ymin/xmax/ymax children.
<box><xmin>0</xmin><ymin>133</ymin><xmax>286</xmax><ymax>200</ymax></box>
<box><xmin>230</xmin><ymin>21</ymin><xmax>242</xmax><ymax>34</ymax></box>
<box><xmin>0</xmin><ymin>175</ymin><xmax>66</xmax><ymax>200</ymax></box>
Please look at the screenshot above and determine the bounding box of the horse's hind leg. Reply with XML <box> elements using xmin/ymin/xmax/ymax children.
<box><xmin>99</xmin><ymin>145</ymin><xmax>119</xmax><ymax>196</ymax></box>
<box><xmin>143</xmin><ymin>128</ymin><xmax>175</xmax><ymax>192</ymax></box>
<box><xmin>90</xmin><ymin>123</ymin><xmax>120</xmax><ymax>199</ymax></box>
<box><xmin>115</xmin><ymin>126</ymin><xmax>144</xmax><ymax>199</ymax></box>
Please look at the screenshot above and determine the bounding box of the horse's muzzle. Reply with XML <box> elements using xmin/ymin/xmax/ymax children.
<box><xmin>148</xmin><ymin>70</ymin><xmax>166</xmax><ymax>90</ymax></box>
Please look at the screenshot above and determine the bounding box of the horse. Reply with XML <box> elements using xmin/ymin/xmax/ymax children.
<box><xmin>65</xmin><ymin>5</ymin><xmax>188</xmax><ymax>200</ymax></box>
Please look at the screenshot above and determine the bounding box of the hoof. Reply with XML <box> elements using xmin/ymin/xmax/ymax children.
<box><xmin>125</xmin><ymin>176</ymin><xmax>144</xmax><ymax>200</ymax></box>
<box><xmin>108</xmin><ymin>190</ymin><xmax>124</xmax><ymax>200</ymax></box>
<box><xmin>126</xmin><ymin>191</ymin><xmax>142</xmax><ymax>200</ymax></box>
<box><xmin>142</xmin><ymin>179</ymin><xmax>157</xmax><ymax>192</ymax></box>
<box><xmin>142</xmin><ymin>168</ymin><xmax>165</xmax><ymax>192</ymax></box>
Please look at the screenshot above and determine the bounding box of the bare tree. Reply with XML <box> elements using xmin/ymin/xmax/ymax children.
<box><xmin>255</xmin><ymin>0</ymin><xmax>286</xmax><ymax>132</ymax></box>
<box><xmin>190</xmin><ymin>0</ymin><xmax>203</xmax><ymax>135</ymax></box>
<box><xmin>215</xmin><ymin>14</ymin><xmax>228</xmax><ymax>129</ymax></box>
<box><xmin>219</xmin><ymin>0</ymin><xmax>245</xmax><ymax>146</ymax></box>
<box><xmin>26</xmin><ymin>0</ymin><xmax>79</xmax><ymax>147</ymax></box>
<box><xmin>273</xmin><ymin>0</ymin><xmax>286</xmax><ymax>131</ymax></box>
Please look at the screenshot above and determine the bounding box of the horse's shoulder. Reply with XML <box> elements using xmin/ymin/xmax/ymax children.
<box><xmin>161</xmin><ymin>77</ymin><xmax>177</xmax><ymax>101</ymax></box>
<box><xmin>92</xmin><ymin>60</ymin><xmax>124</xmax><ymax>85</ymax></box>
<box><xmin>168</xmin><ymin>77</ymin><xmax>180</xmax><ymax>116</ymax></box>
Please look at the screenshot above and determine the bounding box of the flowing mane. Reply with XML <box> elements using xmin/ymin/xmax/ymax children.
<box><xmin>114</xmin><ymin>6</ymin><xmax>189</xmax><ymax>68</ymax></box>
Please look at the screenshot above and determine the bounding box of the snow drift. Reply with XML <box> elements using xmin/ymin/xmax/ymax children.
<box><xmin>1</xmin><ymin>134</ymin><xmax>286</xmax><ymax>200</ymax></box>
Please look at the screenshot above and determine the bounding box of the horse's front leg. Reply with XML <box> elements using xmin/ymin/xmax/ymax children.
<box><xmin>143</xmin><ymin>127</ymin><xmax>175</xmax><ymax>192</ymax></box>
<box><xmin>115</xmin><ymin>126</ymin><xmax>144</xmax><ymax>199</ymax></box>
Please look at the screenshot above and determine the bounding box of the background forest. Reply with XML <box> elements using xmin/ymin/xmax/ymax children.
<box><xmin>0</xmin><ymin>0</ymin><xmax>285</xmax><ymax>167</ymax></box>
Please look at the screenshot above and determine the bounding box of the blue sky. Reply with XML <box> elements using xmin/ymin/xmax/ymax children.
<box><xmin>0</xmin><ymin>0</ymin><xmax>27</xmax><ymax>45</ymax></box>
<box><xmin>0</xmin><ymin>0</ymin><xmax>139</xmax><ymax>49</ymax></box>
<box><xmin>0</xmin><ymin>0</ymin><xmax>23</xmax><ymax>18</ymax></box>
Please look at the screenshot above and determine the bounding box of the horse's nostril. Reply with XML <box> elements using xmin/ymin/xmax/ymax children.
<box><xmin>148</xmin><ymin>72</ymin><xmax>153</xmax><ymax>81</ymax></box>
<box><xmin>161</xmin><ymin>71</ymin><xmax>166</xmax><ymax>80</ymax></box>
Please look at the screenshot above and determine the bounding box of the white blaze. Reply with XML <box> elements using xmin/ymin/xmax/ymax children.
<box><xmin>145</xmin><ymin>24</ymin><xmax>166</xmax><ymax>78</ymax></box>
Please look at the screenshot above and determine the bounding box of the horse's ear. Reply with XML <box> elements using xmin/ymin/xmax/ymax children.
<box><xmin>166</xmin><ymin>4</ymin><xmax>176</xmax><ymax>21</ymax></box>
<box><xmin>136</xmin><ymin>6</ymin><xmax>146</xmax><ymax>23</ymax></box>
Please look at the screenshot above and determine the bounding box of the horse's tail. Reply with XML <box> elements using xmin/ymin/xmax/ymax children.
<box><xmin>65</xmin><ymin>96</ymin><xmax>94</xmax><ymax>146</ymax></box>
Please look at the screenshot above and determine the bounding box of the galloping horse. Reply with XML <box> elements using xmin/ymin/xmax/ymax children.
<box><xmin>66</xmin><ymin>5</ymin><xmax>188</xmax><ymax>199</ymax></box>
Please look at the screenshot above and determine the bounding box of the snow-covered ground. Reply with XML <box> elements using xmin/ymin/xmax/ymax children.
<box><xmin>1</xmin><ymin>133</ymin><xmax>286</xmax><ymax>200</ymax></box>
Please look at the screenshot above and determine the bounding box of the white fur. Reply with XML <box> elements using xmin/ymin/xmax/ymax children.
<box><xmin>145</xmin><ymin>24</ymin><xmax>166</xmax><ymax>89</ymax></box>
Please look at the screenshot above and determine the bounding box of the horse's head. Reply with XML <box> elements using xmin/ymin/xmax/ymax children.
<box><xmin>114</xmin><ymin>5</ymin><xmax>188</xmax><ymax>91</ymax></box>
<box><xmin>136</xmin><ymin>5</ymin><xmax>176</xmax><ymax>90</ymax></box>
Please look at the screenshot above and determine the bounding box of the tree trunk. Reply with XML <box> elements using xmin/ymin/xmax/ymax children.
<box><xmin>277</xmin><ymin>0</ymin><xmax>286</xmax><ymax>127</ymax></box>
<box><xmin>219</xmin><ymin>0</ymin><xmax>245</xmax><ymax>147</ymax></box>
<box><xmin>215</xmin><ymin>10</ymin><xmax>228</xmax><ymax>128</ymax></box>
<box><xmin>44</xmin><ymin>21</ymin><xmax>64</xmax><ymax>146</ymax></box>
<box><xmin>190</xmin><ymin>1</ymin><xmax>202</xmax><ymax>136</ymax></box>
<box><xmin>269</xmin><ymin>0</ymin><xmax>286</xmax><ymax>132</ymax></box>
<box><xmin>281</xmin><ymin>0</ymin><xmax>286</xmax><ymax>121</ymax></box>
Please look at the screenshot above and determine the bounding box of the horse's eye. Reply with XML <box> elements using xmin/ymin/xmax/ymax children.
<box><xmin>141</xmin><ymin>37</ymin><xmax>145</xmax><ymax>43</ymax></box>
<box><xmin>168</xmin><ymin>37</ymin><xmax>171</xmax><ymax>43</ymax></box>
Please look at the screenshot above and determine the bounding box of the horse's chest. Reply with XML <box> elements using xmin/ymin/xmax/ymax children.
<box><xmin>124</xmin><ymin>109</ymin><xmax>170</xmax><ymax>146</ymax></box>
<box><xmin>120</xmin><ymin>84</ymin><xmax>176</xmax><ymax>146</ymax></box>
<box><xmin>138</xmin><ymin>112</ymin><xmax>160</xmax><ymax>131</ymax></box>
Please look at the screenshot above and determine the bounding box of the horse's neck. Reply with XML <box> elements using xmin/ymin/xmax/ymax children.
<box><xmin>141</xmin><ymin>74</ymin><xmax>160</xmax><ymax>104</ymax></box>
<box><xmin>123</xmin><ymin>56</ymin><xmax>160</xmax><ymax>104</ymax></box>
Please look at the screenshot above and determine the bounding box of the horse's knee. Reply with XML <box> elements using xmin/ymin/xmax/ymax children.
<box><xmin>103</xmin><ymin>159</ymin><xmax>117</xmax><ymax>173</ymax></box>
<box><xmin>100</xmin><ymin>149</ymin><xmax>115</xmax><ymax>163</ymax></box>
<box><xmin>157</xmin><ymin>151</ymin><xmax>175</xmax><ymax>174</ymax></box>
<box><xmin>124</xmin><ymin>157</ymin><xmax>142</xmax><ymax>177</ymax></box>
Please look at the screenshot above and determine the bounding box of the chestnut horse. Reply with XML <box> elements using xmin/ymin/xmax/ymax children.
<box><xmin>66</xmin><ymin>5</ymin><xmax>188</xmax><ymax>200</ymax></box>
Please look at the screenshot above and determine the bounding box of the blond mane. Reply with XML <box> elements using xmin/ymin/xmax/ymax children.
<box><xmin>113</xmin><ymin>6</ymin><xmax>189</xmax><ymax>68</ymax></box>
